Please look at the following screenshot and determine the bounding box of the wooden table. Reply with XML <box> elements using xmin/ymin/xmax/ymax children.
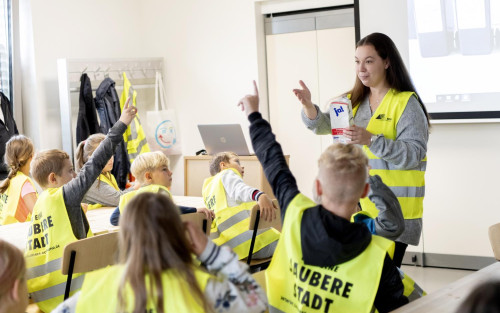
<box><xmin>0</xmin><ymin>196</ymin><xmax>204</xmax><ymax>252</ymax></box>
<box><xmin>391</xmin><ymin>262</ymin><xmax>500</xmax><ymax>312</ymax></box>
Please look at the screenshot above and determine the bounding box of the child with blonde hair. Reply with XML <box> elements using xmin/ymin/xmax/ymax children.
<box><xmin>0</xmin><ymin>135</ymin><xmax>37</xmax><ymax>225</ymax></box>
<box><xmin>24</xmin><ymin>100</ymin><xmax>137</xmax><ymax>312</ymax></box>
<box><xmin>203</xmin><ymin>151</ymin><xmax>279</xmax><ymax>260</ymax></box>
<box><xmin>53</xmin><ymin>192</ymin><xmax>267</xmax><ymax>313</ymax></box>
<box><xmin>75</xmin><ymin>133</ymin><xmax>132</xmax><ymax>210</ymax></box>
<box><xmin>0</xmin><ymin>239</ymin><xmax>29</xmax><ymax>313</ymax></box>
<box><xmin>110</xmin><ymin>151</ymin><xmax>213</xmax><ymax>225</ymax></box>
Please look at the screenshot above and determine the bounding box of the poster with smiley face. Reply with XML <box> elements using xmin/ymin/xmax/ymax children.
<box><xmin>146</xmin><ymin>109</ymin><xmax>182</xmax><ymax>155</ymax></box>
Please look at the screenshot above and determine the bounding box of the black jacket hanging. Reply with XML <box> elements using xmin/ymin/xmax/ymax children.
<box><xmin>95</xmin><ymin>78</ymin><xmax>130</xmax><ymax>189</ymax></box>
<box><xmin>0</xmin><ymin>92</ymin><xmax>19</xmax><ymax>180</ymax></box>
<box><xmin>76</xmin><ymin>73</ymin><xmax>100</xmax><ymax>145</ymax></box>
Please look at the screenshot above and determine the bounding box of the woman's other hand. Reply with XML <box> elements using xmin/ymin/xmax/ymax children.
<box><xmin>344</xmin><ymin>125</ymin><xmax>373</xmax><ymax>146</ymax></box>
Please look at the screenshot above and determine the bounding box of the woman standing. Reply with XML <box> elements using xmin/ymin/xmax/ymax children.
<box><xmin>294</xmin><ymin>32</ymin><xmax>429</xmax><ymax>267</ymax></box>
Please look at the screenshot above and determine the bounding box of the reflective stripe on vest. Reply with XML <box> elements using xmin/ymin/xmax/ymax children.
<box><xmin>202</xmin><ymin>168</ymin><xmax>280</xmax><ymax>259</ymax></box>
<box><xmin>75</xmin><ymin>265</ymin><xmax>211</xmax><ymax>313</ymax></box>
<box><xmin>0</xmin><ymin>172</ymin><xmax>36</xmax><ymax>225</ymax></box>
<box><xmin>120</xmin><ymin>72</ymin><xmax>150</xmax><ymax>162</ymax></box>
<box><xmin>397</xmin><ymin>268</ymin><xmax>427</xmax><ymax>302</ymax></box>
<box><xmin>87</xmin><ymin>173</ymin><xmax>120</xmax><ymax>211</ymax></box>
<box><xmin>118</xmin><ymin>184</ymin><xmax>172</xmax><ymax>214</ymax></box>
<box><xmin>266</xmin><ymin>193</ymin><xmax>393</xmax><ymax>313</ymax></box>
<box><xmin>25</xmin><ymin>188</ymin><xmax>92</xmax><ymax>312</ymax></box>
<box><xmin>353</xmin><ymin>89</ymin><xmax>426</xmax><ymax>219</ymax></box>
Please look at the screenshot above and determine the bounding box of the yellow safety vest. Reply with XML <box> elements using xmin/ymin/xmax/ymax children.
<box><xmin>75</xmin><ymin>264</ymin><xmax>210</xmax><ymax>313</ymax></box>
<box><xmin>353</xmin><ymin>89</ymin><xmax>426</xmax><ymax>219</ymax></box>
<box><xmin>87</xmin><ymin>173</ymin><xmax>120</xmax><ymax>211</ymax></box>
<box><xmin>266</xmin><ymin>193</ymin><xmax>394</xmax><ymax>313</ymax></box>
<box><xmin>0</xmin><ymin>172</ymin><xmax>36</xmax><ymax>225</ymax></box>
<box><xmin>25</xmin><ymin>188</ymin><xmax>93</xmax><ymax>312</ymax></box>
<box><xmin>202</xmin><ymin>168</ymin><xmax>280</xmax><ymax>260</ymax></box>
<box><xmin>118</xmin><ymin>184</ymin><xmax>172</xmax><ymax>214</ymax></box>
<box><xmin>120</xmin><ymin>72</ymin><xmax>150</xmax><ymax>163</ymax></box>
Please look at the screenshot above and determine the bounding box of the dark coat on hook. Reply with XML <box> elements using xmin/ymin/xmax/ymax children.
<box><xmin>76</xmin><ymin>73</ymin><xmax>100</xmax><ymax>145</ymax></box>
<box><xmin>0</xmin><ymin>92</ymin><xmax>18</xmax><ymax>180</ymax></box>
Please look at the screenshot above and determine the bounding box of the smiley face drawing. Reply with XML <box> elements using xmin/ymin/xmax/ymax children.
<box><xmin>155</xmin><ymin>120</ymin><xmax>177</xmax><ymax>149</ymax></box>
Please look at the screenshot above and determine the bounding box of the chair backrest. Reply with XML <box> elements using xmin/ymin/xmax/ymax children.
<box><xmin>180</xmin><ymin>212</ymin><xmax>212</xmax><ymax>236</ymax></box>
<box><xmin>249</xmin><ymin>199</ymin><xmax>282</xmax><ymax>232</ymax></box>
<box><xmin>61</xmin><ymin>232</ymin><xmax>119</xmax><ymax>275</ymax></box>
<box><xmin>488</xmin><ymin>223</ymin><xmax>500</xmax><ymax>261</ymax></box>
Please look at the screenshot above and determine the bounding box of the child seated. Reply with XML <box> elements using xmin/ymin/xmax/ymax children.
<box><xmin>24</xmin><ymin>101</ymin><xmax>136</xmax><ymax>312</ymax></box>
<box><xmin>202</xmin><ymin>151</ymin><xmax>280</xmax><ymax>260</ymax></box>
<box><xmin>110</xmin><ymin>151</ymin><xmax>213</xmax><ymax>226</ymax></box>
<box><xmin>0</xmin><ymin>135</ymin><xmax>37</xmax><ymax>225</ymax></box>
<box><xmin>53</xmin><ymin>192</ymin><xmax>267</xmax><ymax>313</ymax></box>
<box><xmin>238</xmin><ymin>81</ymin><xmax>408</xmax><ymax>312</ymax></box>
<box><xmin>75</xmin><ymin>133</ymin><xmax>132</xmax><ymax>210</ymax></box>
<box><xmin>0</xmin><ymin>239</ymin><xmax>29</xmax><ymax>313</ymax></box>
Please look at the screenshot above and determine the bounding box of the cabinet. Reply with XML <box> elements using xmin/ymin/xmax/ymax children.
<box><xmin>184</xmin><ymin>155</ymin><xmax>289</xmax><ymax>199</ymax></box>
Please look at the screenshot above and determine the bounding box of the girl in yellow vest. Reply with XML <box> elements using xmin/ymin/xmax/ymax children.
<box><xmin>75</xmin><ymin>133</ymin><xmax>134</xmax><ymax>210</ymax></box>
<box><xmin>0</xmin><ymin>239</ymin><xmax>29</xmax><ymax>313</ymax></box>
<box><xmin>109</xmin><ymin>151</ymin><xmax>213</xmax><ymax>225</ymax></box>
<box><xmin>52</xmin><ymin>192</ymin><xmax>267</xmax><ymax>313</ymax></box>
<box><xmin>202</xmin><ymin>152</ymin><xmax>280</xmax><ymax>260</ymax></box>
<box><xmin>24</xmin><ymin>99</ymin><xmax>137</xmax><ymax>312</ymax></box>
<box><xmin>0</xmin><ymin>135</ymin><xmax>37</xmax><ymax>225</ymax></box>
<box><xmin>295</xmin><ymin>32</ymin><xmax>430</xmax><ymax>267</ymax></box>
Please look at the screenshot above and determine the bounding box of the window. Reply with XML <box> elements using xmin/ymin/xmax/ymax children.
<box><xmin>0</xmin><ymin>0</ymin><xmax>11</xmax><ymax>102</ymax></box>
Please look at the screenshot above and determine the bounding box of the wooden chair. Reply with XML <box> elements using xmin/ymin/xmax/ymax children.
<box><xmin>245</xmin><ymin>200</ymin><xmax>281</xmax><ymax>271</ymax></box>
<box><xmin>61</xmin><ymin>232</ymin><xmax>119</xmax><ymax>300</ymax></box>
<box><xmin>180</xmin><ymin>212</ymin><xmax>212</xmax><ymax>236</ymax></box>
<box><xmin>488</xmin><ymin>223</ymin><xmax>500</xmax><ymax>261</ymax></box>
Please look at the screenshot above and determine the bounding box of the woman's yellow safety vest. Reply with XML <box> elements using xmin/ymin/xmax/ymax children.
<box><xmin>118</xmin><ymin>184</ymin><xmax>172</xmax><ymax>213</ymax></box>
<box><xmin>266</xmin><ymin>193</ymin><xmax>394</xmax><ymax>313</ymax></box>
<box><xmin>202</xmin><ymin>168</ymin><xmax>280</xmax><ymax>260</ymax></box>
<box><xmin>353</xmin><ymin>89</ymin><xmax>426</xmax><ymax>219</ymax></box>
<box><xmin>87</xmin><ymin>173</ymin><xmax>120</xmax><ymax>211</ymax></box>
<box><xmin>120</xmin><ymin>72</ymin><xmax>150</xmax><ymax>163</ymax></box>
<box><xmin>75</xmin><ymin>265</ymin><xmax>211</xmax><ymax>313</ymax></box>
<box><xmin>25</xmin><ymin>188</ymin><xmax>93</xmax><ymax>312</ymax></box>
<box><xmin>0</xmin><ymin>172</ymin><xmax>36</xmax><ymax>224</ymax></box>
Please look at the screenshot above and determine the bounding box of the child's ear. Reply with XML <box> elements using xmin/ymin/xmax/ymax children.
<box><xmin>360</xmin><ymin>182</ymin><xmax>370</xmax><ymax>198</ymax></box>
<box><xmin>219</xmin><ymin>161</ymin><xmax>226</xmax><ymax>170</ymax></box>
<box><xmin>144</xmin><ymin>171</ymin><xmax>153</xmax><ymax>182</ymax></box>
<box><xmin>10</xmin><ymin>278</ymin><xmax>20</xmax><ymax>302</ymax></box>
<box><xmin>315</xmin><ymin>179</ymin><xmax>323</xmax><ymax>197</ymax></box>
<box><xmin>48</xmin><ymin>172</ymin><xmax>57</xmax><ymax>184</ymax></box>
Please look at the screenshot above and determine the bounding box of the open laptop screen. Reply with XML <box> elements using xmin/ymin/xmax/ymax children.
<box><xmin>197</xmin><ymin>124</ymin><xmax>251</xmax><ymax>156</ymax></box>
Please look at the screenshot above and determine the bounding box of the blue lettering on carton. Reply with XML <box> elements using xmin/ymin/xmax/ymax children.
<box><xmin>334</xmin><ymin>106</ymin><xmax>344</xmax><ymax>117</ymax></box>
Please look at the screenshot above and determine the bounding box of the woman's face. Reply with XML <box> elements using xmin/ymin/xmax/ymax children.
<box><xmin>355</xmin><ymin>44</ymin><xmax>389</xmax><ymax>88</ymax></box>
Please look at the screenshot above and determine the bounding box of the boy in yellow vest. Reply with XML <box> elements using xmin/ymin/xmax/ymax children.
<box><xmin>109</xmin><ymin>151</ymin><xmax>213</xmax><ymax>225</ymax></box>
<box><xmin>238</xmin><ymin>81</ymin><xmax>408</xmax><ymax>313</ymax></box>
<box><xmin>24</xmin><ymin>100</ymin><xmax>137</xmax><ymax>312</ymax></box>
<box><xmin>202</xmin><ymin>152</ymin><xmax>280</xmax><ymax>260</ymax></box>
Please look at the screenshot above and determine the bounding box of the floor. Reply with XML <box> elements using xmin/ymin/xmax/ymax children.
<box><xmin>401</xmin><ymin>265</ymin><xmax>475</xmax><ymax>293</ymax></box>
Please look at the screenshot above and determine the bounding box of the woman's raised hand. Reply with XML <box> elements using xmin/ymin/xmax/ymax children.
<box><xmin>292</xmin><ymin>80</ymin><xmax>313</xmax><ymax>108</ymax></box>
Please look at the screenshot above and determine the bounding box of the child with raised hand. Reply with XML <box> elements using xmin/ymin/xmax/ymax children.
<box><xmin>24</xmin><ymin>99</ymin><xmax>137</xmax><ymax>312</ymax></box>
<box><xmin>0</xmin><ymin>239</ymin><xmax>29</xmax><ymax>313</ymax></box>
<box><xmin>53</xmin><ymin>192</ymin><xmax>268</xmax><ymax>313</ymax></box>
<box><xmin>203</xmin><ymin>151</ymin><xmax>279</xmax><ymax>260</ymax></box>
<box><xmin>238</xmin><ymin>81</ymin><xmax>408</xmax><ymax>312</ymax></box>
<box><xmin>75</xmin><ymin>133</ymin><xmax>132</xmax><ymax>210</ymax></box>
<box><xmin>0</xmin><ymin>135</ymin><xmax>37</xmax><ymax>225</ymax></box>
<box><xmin>109</xmin><ymin>151</ymin><xmax>213</xmax><ymax>226</ymax></box>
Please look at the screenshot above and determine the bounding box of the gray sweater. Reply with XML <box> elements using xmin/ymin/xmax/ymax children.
<box><xmin>82</xmin><ymin>178</ymin><xmax>131</xmax><ymax>207</ymax></box>
<box><xmin>301</xmin><ymin>95</ymin><xmax>428</xmax><ymax>245</ymax></box>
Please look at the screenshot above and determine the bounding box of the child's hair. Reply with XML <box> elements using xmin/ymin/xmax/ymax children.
<box><xmin>118</xmin><ymin>192</ymin><xmax>211</xmax><ymax>313</ymax></box>
<box><xmin>455</xmin><ymin>280</ymin><xmax>500</xmax><ymax>313</ymax></box>
<box><xmin>317</xmin><ymin>143</ymin><xmax>368</xmax><ymax>205</ymax></box>
<box><xmin>209</xmin><ymin>151</ymin><xmax>238</xmax><ymax>176</ymax></box>
<box><xmin>0</xmin><ymin>239</ymin><xmax>26</xmax><ymax>304</ymax></box>
<box><xmin>0</xmin><ymin>135</ymin><xmax>34</xmax><ymax>194</ymax></box>
<box><xmin>30</xmin><ymin>149</ymin><xmax>70</xmax><ymax>188</ymax></box>
<box><xmin>75</xmin><ymin>134</ymin><xmax>106</xmax><ymax>172</ymax></box>
<box><xmin>130</xmin><ymin>151</ymin><xmax>170</xmax><ymax>184</ymax></box>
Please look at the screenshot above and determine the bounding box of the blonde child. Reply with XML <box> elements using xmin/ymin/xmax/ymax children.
<box><xmin>0</xmin><ymin>239</ymin><xmax>29</xmax><ymax>313</ymax></box>
<box><xmin>75</xmin><ymin>133</ymin><xmax>132</xmax><ymax>210</ymax></box>
<box><xmin>53</xmin><ymin>192</ymin><xmax>267</xmax><ymax>313</ymax></box>
<box><xmin>24</xmin><ymin>100</ymin><xmax>136</xmax><ymax>312</ymax></box>
<box><xmin>0</xmin><ymin>135</ymin><xmax>37</xmax><ymax>225</ymax></box>
<box><xmin>203</xmin><ymin>152</ymin><xmax>279</xmax><ymax>260</ymax></box>
<box><xmin>110</xmin><ymin>151</ymin><xmax>213</xmax><ymax>225</ymax></box>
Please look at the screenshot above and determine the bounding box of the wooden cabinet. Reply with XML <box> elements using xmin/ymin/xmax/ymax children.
<box><xmin>184</xmin><ymin>155</ymin><xmax>289</xmax><ymax>199</ymax></box>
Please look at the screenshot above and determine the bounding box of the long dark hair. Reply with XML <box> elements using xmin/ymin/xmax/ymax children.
<box><xmin>349</xmin><ymin>32</ymin><xmax>430</xmax><ymax>126</ymax></box>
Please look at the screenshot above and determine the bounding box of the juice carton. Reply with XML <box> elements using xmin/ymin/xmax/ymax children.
<box><xmin>329</xmin><ymin>96</ymin><xmax>353</xmax><ymax>144</ymax></box>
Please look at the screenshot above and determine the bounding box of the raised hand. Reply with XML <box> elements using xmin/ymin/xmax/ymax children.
<box><xmin>238</xmin><ymin>80</ymin><xmax>260</xmax><ymax>116</ymax></box>
<box><xmin>292</xmin><ymin>80</ymin><xmax>313</xmax><ymax>108</ymax></box>
<box><xmin>119</xmin><ymin>97</ymin><xmax>137</xmax><ymax>126</ymax></box>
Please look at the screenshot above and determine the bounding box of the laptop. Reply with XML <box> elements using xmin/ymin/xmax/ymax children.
<box><xmin>197</xmin><ymin>124</ymin><xmax>251</xmax><ymax>156</ymax></box>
